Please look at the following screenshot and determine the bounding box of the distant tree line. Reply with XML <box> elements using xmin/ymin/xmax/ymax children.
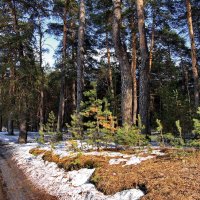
<box><xmin>0</xmin><ymin>0</ymin><xmax>199</xmax><ymax>143</ymax></box>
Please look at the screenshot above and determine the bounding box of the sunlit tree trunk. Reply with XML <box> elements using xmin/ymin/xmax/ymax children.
<box><xmin>185</xmin><ymin>0</ymin><xmax>199</xmax><ymax>108</ymax></box>
<box><xmin>106</xmin><ymin>30</ymin><xmax>114</xmax><ymax>98</ymax></box>
<box><xmin>57</xmin><ymin>0</ymin><xmax>68</xmax><ymax>131</ymax></box>
<box><xmin>71</xmin><ymin>21</ymin><xmax>76</xmax><ymax>112</ymax></box>
<box><xmin>149</xmin><ymin>13</ymin><xmax>155</xmax><ymax>72</ymax></box>
<box><xmin>112</xmin><ymin>0</ymin><xmax>133</xmax><ymax>124</ymax></box>
<box><xmin>131</xmin><ymin>15</ymin><xmax>137</xmax><ymax>125</ymax></box>
<box><xmin>38</xmin><ymin>16</ymin><xmax>44</xmax><ymax>132</ymax></box>
<box><xmin>77</xmin><ymin>0</ymin><xmax>85</xmax><ymax>113</ymax></box>
<box><xmin>136</xmin><ymin>0</ymin><xmax>150</xmax><ymax>134</ymax></box>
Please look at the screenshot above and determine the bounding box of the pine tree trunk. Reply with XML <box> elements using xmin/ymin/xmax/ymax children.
<box><xmin>18</xmin><ymin>117</ymin><xmax>27</xmax><ymax>144</ymax></box>
<box><xmin>39</xmin><ymin>89</ymin><xmax>44</xmax><ymax>131</ymax></box>
<box><xmin>77</xmin><ymin>0</ymin><xmax>85</xmax><ymax>113</ymax></box>
<box><xmin>136</xmin><ymin>0</ymin><xmax>150</xmax><ymax>134</ymax></box>
<box><xmin>112</xmin><ymin>0</ymin><xmax>133</xmax><ymax>124</ymax></box>
<box><xmin>0</xmin><ymin>116</ymin><xmax>2</xmax><ymax>132</ymax></box>
<box><xmin>57</xmin><ymin>0</ymin><xmax>68</xmax><ymax>131</ymax></box>
<box><xmin>72</xmin><ymin>80</ymin><xmax>76</xmax><ymax>111</ymax></box>
<box><xmin>149</xmin><ymin>13</ymin><xmax>155</xmax><ymax>72</ymax></box>
<box><xmin>38</xmin><ymin>17</ymin><xmax>44</xmax><ymax>131</ymax></box>
<box><xmin>7</xmin><ymin>114</ymin><xmax>14</xmax><ymax>135</ymax></box>
<box><xmin>106</xmin><ymin>31</ymin><xmax>114</xmax><ymax>98</ymax></box>
<box><xmin>185</xmin><ymin>0</ymin><xmax>199</xmax><ymax>108</ymax></box>
<box><xmin>71</xmin><ymin>21</ymin><xmax>76</xmax><ymax>111</ymax></box>
<box><xmin>131</xmin><ymin>16</ymin><xmax>138</xmax><ymax>125</ymax></box>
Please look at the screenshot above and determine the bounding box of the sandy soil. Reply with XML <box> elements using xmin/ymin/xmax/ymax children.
<box><xmin>0</xmin><ymin>143</ymin><xmax>57</xmax><ymax>200</ymax></box>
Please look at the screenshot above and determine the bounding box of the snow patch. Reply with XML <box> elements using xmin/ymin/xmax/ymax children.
<box><xmin>10</xmin><ymin>144</ymin><xmax>144</xmax><ymax>200</ymax></box>
<box><xmin>68</xmin><ymin>168</ymin><xmax>95</xmax><ymax>186</ymax></box>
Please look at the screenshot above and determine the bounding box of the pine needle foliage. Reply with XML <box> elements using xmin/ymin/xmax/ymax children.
<box><xmin>115</xmin><ymin>116</ymin><xmax>147</xmax><ymax>147</ymax></box>
<box><xmin>80</xmin><ymin>82</ymin><xmax>117</xmax><ymax>148</ymax></box>
<box><xmin>193</xmin><ymin>108</ymin><xmax>200</xmax><ymax>136</ymax></box>
<box><xmin>67</xmin><ymin>111</ymin><xmax>83</xmax><ymax>140</ymax></box>
<box><xmin>39</xmin><ymin>111</ymin><xmax>61</xmax><ymax>147</ymax></box>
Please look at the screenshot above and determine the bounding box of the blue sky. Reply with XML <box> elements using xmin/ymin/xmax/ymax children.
<box><xmin>43</xmin><ymin>36</ymin><xmax>59</xmax><ymax>68</ymax></box>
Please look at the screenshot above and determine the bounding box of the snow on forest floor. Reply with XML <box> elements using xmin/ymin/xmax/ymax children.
<box><xmin>0</xmin><ymin>131</ymin><xmax>164</xmax><ymax>200</ymax></box>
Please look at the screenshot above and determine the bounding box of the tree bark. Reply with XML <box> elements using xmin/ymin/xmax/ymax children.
<box><xmin>106</xmin><ymin>30</ymin><xmax>114</xmax><ymax>98</ymax></box>
<box><xmin>38</xmin><ymin>16</ymin><xmax>44</xmax><ymax>132</ymax></box>
<box><xmin>7</xmin><ymin>114</ymin><xmax>14</xmax><ymax>135</ymax></box>
<box><xmin>149</xmin><ymin>13</ymin><xmax>155</xmax><ymax>72</ymax></box>
<box><xmin>39</xmin><ymin>89</ymin><xmax>44</xmax><ymax>131</ymax></box>
<box><xmin>72</xmin><ymin>80</ymin><xmax>76</xmax><ymax>111</ymax></box>
<box><xmin>185</xmin><ymin>0</ymin><xmax>199</xmax><ymax>108</ymax></box>
<box><xmin>57</xmin><ymin>0</ymin><xmax>68</xmax><ymax>131</ymax></box>
<box><xmin>18</xmin><ymin>118</ymin><xmax>27</xmax><ymax>144</ymax></box>
<box><xmin>131</xmin><ymin>15</ymin><xmax>138</xmax><ymax>125</ymax></box>
<box><xmin>136</xmin><ymin>0</ymin><xmax>150</xmax><ymax>134</ymax></box>
<box><xmin>77</xmin><ymin>0</ymin><xmax>85</xmax><ymax>113</ymax></box>
<box><xmin>112</xmin><ymin>0</ymin><xmax>133</xmax><ymax>124</ymax></box>
<box><xmin>0</xmin><ymin>116</ymin><xmax>2</xmax><ymax>132</ymax></box>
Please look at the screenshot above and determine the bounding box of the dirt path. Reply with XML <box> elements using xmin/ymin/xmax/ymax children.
<box><xmin>0</xmin><ymin>144</ymin><xmax>57</xmax><ymax>200</ymax></box>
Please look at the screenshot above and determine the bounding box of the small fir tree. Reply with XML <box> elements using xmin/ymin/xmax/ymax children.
<box><xmin>80</xmin><ymin>82</ymin><xmax>117</xmax><ymax>149</ymax></box>
<box><xmin>190</xmin><ymin>108</ymin><xmax>200</xmax><ymax>147</ymax></box>
<box><xmin>156</xmin><ymin>119</ymin><xmax>164</xmax><ymax>145</ymax></box>
<box><xmin>193</xmin><ymin>107</ymin><xmax>200</xmax><ymax>136</ymax></box>
<box><xmin>39</xmin><ymin>111</ymin><xmax>60</xmax><ymax>148</ymax></box>
<box><xmin>115</xmin><ymin>115</ymin><xmax>146</xmax><ymax>148</ymax></box>
<box><xmin>67</xmin><ymin>111</ymin><xmax>84</xmax><ymax>140</ymax></box>
<box><xmin>175</xmin><ymin>120</ymin><xmax>184</xmax><ymax>145</ymax></box>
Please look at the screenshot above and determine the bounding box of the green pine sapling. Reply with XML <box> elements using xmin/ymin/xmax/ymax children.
<box><xmin>175</xmin><ymin>120</ymin><xmax>184</xmax><ymax>146</ymax></box>
<box><xmin>156</xmin><ymin>119</ymin><xmax>164</xmax><ymax>146</ymax></box>
<box><xmin>80</xmin><ymin>82</ymin><xmax>117</xmax><ymax>149</ymax></box>
<box><xmin>39</xmin><ymin>111</ymin><xmax>60</xmax><ymax>149</ymax></box>
<box><xmin>115</xmin><ymin>115</ymin><xmax>146</xmax><ymax>148</ymax></box>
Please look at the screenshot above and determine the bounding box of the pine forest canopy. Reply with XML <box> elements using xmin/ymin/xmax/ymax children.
<box><xmin>0</xmin><ymin>0</ymin><xmax>200</xmax><ymax>143</ymax></box>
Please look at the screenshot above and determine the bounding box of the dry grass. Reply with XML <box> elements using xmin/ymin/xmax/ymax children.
<box><xmin>29</xmin><ymin>148</ymin><xmax>47</xmax><ymax>156</ymax></box>
<box><xmin>30</xmin><ymin>147</ymin><xmax>200</xmax><ymax>199</ymax></box>
<box><xmin>30</xmin><ymin>148</ymin><xmax>110</xmax><ymax>171</ymax></box>
<box><xmin>42</xmin><ymin>151</ymin><xmax>60</xmax><ymax>163</ymax></box>
<box><xmin>57</xmin><ymin>155</ymin><xmax>109</xmax><ymax>171</ymax></box>
<box><xmin>91</xmin><ymin>149</ymin><xmax>200</xmax><ymax>199</ymax></box>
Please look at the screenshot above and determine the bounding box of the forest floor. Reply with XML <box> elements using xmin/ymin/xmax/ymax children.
<box><xmin>0</xmin><ymin>132</ymin><xmax>200</xmax><ymax>200</ymax></box>
<box><xmin>0</xmin><ymin>142</ymin><xmax>57</xmax><ymax>200</ymax></box>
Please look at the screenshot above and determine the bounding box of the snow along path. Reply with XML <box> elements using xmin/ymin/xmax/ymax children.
<box><xmin>0</xmin><ymin>143</ymin><xmax>57</xmax><ymax>200</ymax></box>
<box><xmin>0</xmin><ymin>132</ymin><xmax>166</xmax><ymax>199</ymax></box>
<box><xmin>11</xmin><ymin>143</ymin><xmax>144</xmax><ymax>200</ymax></box>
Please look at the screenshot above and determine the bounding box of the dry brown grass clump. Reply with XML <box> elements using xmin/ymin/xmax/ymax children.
<box><xmin>42</xmin><ymin>151</ymin><xmax>60</xmax><ymax>163</ymax></box>
<box><xmin>30</xmin><ymin>148</ymin><xmax>110</xmax><ymax>170</ymax></box>
<box><xmin>91</xmin><ymin>150</ymin><xmax>200</xmax><ymax>199</ymax></box>
<box><xmin>30</xmin><ymin>147</ymin><xmax>200</xmax><ymax>199</ymax></box>
<box><xmin>29</xmin><ymin>148</ymin><xmax>47</xmax><ymax>156</ymax></box>
<box><xmin>57</xmin><ymin>155</ymin><xmax>110</xmax><ymax>171</ymax></box>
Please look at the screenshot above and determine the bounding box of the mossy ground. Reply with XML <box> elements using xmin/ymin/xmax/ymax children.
<box><xmin>29</xmin><ymin>147</ymin><xmax>200</xmax><ymax>199</ymax></box>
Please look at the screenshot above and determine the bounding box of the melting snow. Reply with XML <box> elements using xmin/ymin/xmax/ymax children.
<box><xmin>0</xmin><ymin>131</ymin><xmax>165</xmax><ymax>200</ymax></box>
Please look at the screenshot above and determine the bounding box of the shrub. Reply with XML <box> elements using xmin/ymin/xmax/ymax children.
<box><xmin>193</xmin><ymin>107</ymin><xmax>200</xmax><ymax>137</ymax></box>
<box><xmin>115</xmin><ymin>123</ymin><xmax>147</xmax><ymax>147</ymax></box>
<box><xmin>39</xmin><ymin>111</ymin><xmax>62</xmax><ymax>148</ymax></box>
<box><xmin>156</xmin><ymin>119</ymin><xmax>164</xmax><ymax>145</ymax></box>
<box><xmin>188</xmin><ymin>139</ymin><xmax>200</xmax><ymax>148</ymax></box>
